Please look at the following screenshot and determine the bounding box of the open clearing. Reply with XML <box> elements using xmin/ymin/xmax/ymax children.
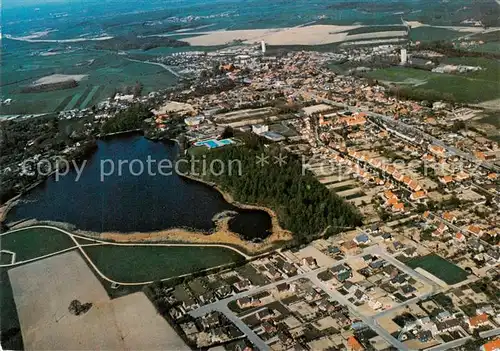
<box><xmin>32</xmin><ymin>74</ymin><xmax>88</xmax><ymax>86</ymax></box>
<box><xmin>9</xmin><ymin>251</ymin><xmax>189</xmax><ymax>350</ymax></box>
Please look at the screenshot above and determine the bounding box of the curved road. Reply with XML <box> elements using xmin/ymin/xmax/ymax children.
<box><xmin>0</xmin><ymin>225</ymin><xmax>251</xmax><ymax>285</ymax></box>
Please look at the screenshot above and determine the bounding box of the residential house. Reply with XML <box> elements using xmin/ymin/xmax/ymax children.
<box><xmin>476</xmin><ymin>305</ymin><xmax>495</xmax><ymax>316</ymax></box>
<box><xmin>368</xmin><ymin>298</ymin><xmax>382</xmax><ymax>310</ymax></box>
<box><xmin>443</xmin><ymin>212</ymin><xmax>457</xmax><ymax>223</ymax></box>
<box><xmin>347</xmin><ymin>336</ymin><xmax>365</xmax><ymax>351</ymax></box>
<box><xmin>237</xmin><ymin>296</ymin><xmax>261</xmax><ymax>309</ymax></box>
<box><xmin>432</xmin><ymin>222</ymin><xmax>448</xmax><ymax>238</ymax></box>
<box><xmin>382</xmin><ymin>265</ymin><xmax>399</xmax><ymax>279</ymax></box>
<box><xmin>480</xmin><ymin>338</ymin><xmax>500</xmax><ymax>351</ymax></box>
<box><xmin>215</xmin><ymin>283</ymin><xmax>233</xmax><ymax>299</ymax></box>
<box><xmin>281</xmin><ymin>262</ymin><xmax>298</xmax><ymax>276</ymax></box>
<box><xmin>354</xmin><ymin>233</ymin><xmax>370</xmax><ymax>245</ymax></box>
<box><xmin>468</xmin><ymin>313</ymin><xmax>489</xmax><ymax>330</ymax></box>
<box><xmin>455</xmin><ymin>232</ymin><xmax>466</xmax><ymax>243</ymax></box>
<box><xmin>485</xmin><ymin>250</ymin><xmax>500</xmax><ymax>264</ymax></box>
<box><xmin>353</xmin><ymin>289</ymin><xmax>367</xmax><ymax>303</ymax></box>
<box><xmin>417</xmin><ymin>330</ymin><xmax>433</xmax><ymax>343</ymax></box>
<box><xmin>362</xmin><ymin>254</ymin><xmax>374</xmax><ymax>262</ymax></box>
<box><xmin>439</xmin><ymin>176</ymin><xmax>454</xmax><ymax>185</ymax></box>
<box><xmin>436</xmin><ymin>310</ymin><xmax>452</xmax><ymax>322</ymax></box>
<box><xmin>331</xmin><ymin>264</ymin><xmax>352</xmax><ymax>282</ymax></box>
<box><xmin>182</xmin><ymin>298</ymin><xmax>199</xmax><ymax>311</ymax></box>
<box><xmin>393</xmin><ymin>241</ymin><xmax>405</xmax><ymax>251</ymax></box>
<box><xmin>410</xmin><ymin>191</ymin><xmax>427</xmax><ymax>203</ymax></box>
<box><xmin>434</xmin><ymin>318</ymin><xmax>461</xmax><ymax>334</ymax></box>
<box><xmin>234</xmin><ymin>279</ymin><xmax>252</xmax><ymax>292</ymax></box>
<box><xmin>276</xmin><ymin>282</ymin><xmax>295</xmax><ymax>294</ymax></box>
<box><xmin>200</xmin><ymin>312</ymin><xmax>222</xmax><ymax>330</ymax></box>
<box><xmin>302</xmin><ymin>257</ymin><xmax>318</xmax><ymax>269</ymax></box>
<box><xmin>382</xmin><ymin>233</ymin><xmax>393</xmax><ymax>241</ymax></box>
<box><xmin>390</xmin><ymin>274</ymin><xmax>407</xmax><ymax>287</ymax></box>
<box><xmin>402</xmin><ymin>247</ymin><xmax>418</xmax><ymax>258</ymax></box>
<box><xmin>341</xmin><ymin>240</ymin><xmax>359</xmax><ymax>255</ymax></box>
<box><xmin>369</xmin><ymin>259</ymin><xmax>385</xmax><ymax>270</ymax></box>
<box><xmin>400</xmin><ymin>284</ymin><xmax>416</xmax><ymax>298</ymax></box>
<box><xmin>256</xmin><ymin>308</ymin><xmax>275</xmax><ymax>321</ymax></box>
<box><xmin>467</xmin><ymin>225</ymin><xmax>484</xmax><ymax>237</ymax></box>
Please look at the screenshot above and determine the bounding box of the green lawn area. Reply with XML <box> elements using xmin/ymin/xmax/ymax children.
<box><xmin>0</xmin><ymin>228</ymin><xmax>75</xmax><ymax>262</ymax></box>
<box><xmin>83</xmin><ymin>245</ymin><xmax>244</xmax><ymax>283</ymax></box>
<box><xmin>365</xmin><ymin>65</ymin><xmax>500</xmax><ymax>103</ymax></box>
<box><xmin>0</xmin><ymin>252</ymin><xmax>14</xmax><ymax>265</ymax></box>
<box><xmin>409</xmin><ymin>27</ymin><xmax>465</xmax><ymax>42</ymax></box>
<box><xmin>407</xmin><ymin>253</ymin><xmax>469</xmax><ymax>285</ymax></box>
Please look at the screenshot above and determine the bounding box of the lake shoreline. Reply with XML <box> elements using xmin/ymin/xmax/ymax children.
<box><xmin>4</xmin><ymin>135</ymin><xmax>294</xmax><ymax>254</ymax></box>
<box><xmin>9</xmin><ymin>216</ymin><xmax>292</xmax><ymax>256</ymax></box>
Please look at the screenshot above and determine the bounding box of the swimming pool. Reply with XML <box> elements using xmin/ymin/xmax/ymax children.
<box><xmin>194</xmin><ymin>138</ymin><xmax>235</xmax><ymax>149</ymax></box>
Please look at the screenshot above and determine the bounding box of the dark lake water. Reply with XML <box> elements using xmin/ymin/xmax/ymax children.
<box><xmin>6</xmin><ymin>135</ymin><xmax>271</xmax><ymax>240</ymax></box>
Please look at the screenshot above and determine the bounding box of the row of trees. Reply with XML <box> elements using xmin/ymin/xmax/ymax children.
<box><xmin>186</xmin><ymin>140</ymin><xmax>362</xmax><ymax>244</ymax></box>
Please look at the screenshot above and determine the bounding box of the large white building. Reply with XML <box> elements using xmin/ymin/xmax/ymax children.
<box><xmin>252</xmin><ymin>124</ymin><xmax>269</xmax><ymax>135</ymax></box>
<box><xmin>400</xmin><ymin>48</ymin><xmax>408</xmax><ymax>64</ymax></box>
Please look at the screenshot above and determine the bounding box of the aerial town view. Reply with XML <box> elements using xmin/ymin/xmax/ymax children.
<box><xmin>1</xmin><ymin>0</ymin><xmax>500</xmax><ymax>350</ymax></box>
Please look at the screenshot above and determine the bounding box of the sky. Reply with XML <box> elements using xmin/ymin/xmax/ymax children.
<box><xmin>1</xmin><ymin>0</ymin><xmax>130</xmax><ymax>9</ymax></box>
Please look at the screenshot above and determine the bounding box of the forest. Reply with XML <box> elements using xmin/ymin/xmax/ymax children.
<box><xmin>186</xmin><ymin>136</ymin><xmax>362</xmax><ymax>244</ymax></box>
<box><xmin>101</xmin><ymin>104</ymin><xmax>153</xmax><ymax>134</ymax></box>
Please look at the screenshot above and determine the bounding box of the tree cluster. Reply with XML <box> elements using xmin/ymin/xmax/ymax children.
<box><xmin>101</xmin><ymin>104</ymin><xmax>153</xmax><ymax>134</ymax></box>
<box><xmin>68</xmin><ymin>299</ymin><xmax>92</xmax><ymax>316</ymax></box>
<box><xmin>187</xmin><ymin>142</ymin><xmax>362</xmax><ymax>244</ymax></box>
<box><xmin>92</xmin><ymin>36</ymin><xmax>189</xmax><ymax>51</ymax></box>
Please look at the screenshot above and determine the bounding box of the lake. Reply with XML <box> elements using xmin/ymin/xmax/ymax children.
<box><xmin>6</xmin><ymin>135</ymin><xmax>272</xmax><ymax>240</ymax></box>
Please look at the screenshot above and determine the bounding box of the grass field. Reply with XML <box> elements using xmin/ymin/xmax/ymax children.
<box><xmin>407</xmin><ymin>253</ymin><xmax>469</xmax><ymax>285</ymax></box>
<box><xmin>365</xmin><ymin>61</ymin><xmax>500</xmax><ymax>103</ymax></box>
<box><xmin>409</xmin><ymin>27</ymin><xmax>465</xmax><ymax>43</ymax></box>
<box><xmin>0</xmin><ymin>228</ymin><xmax>75</xmax><ymax>262</ymax></box>
<box><xmin>83</xmin><ymin>245</ymin><xmax>244</xmax><ymax>283</ymax></box>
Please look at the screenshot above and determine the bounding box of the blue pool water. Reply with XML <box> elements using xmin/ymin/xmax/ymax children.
<box><xmin>194</xmin><ymin>138</ymin><xmax>234</xmax><ymax>149</ymax></box>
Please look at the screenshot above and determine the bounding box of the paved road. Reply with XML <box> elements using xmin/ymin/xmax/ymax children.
<box><xmin>309</xmin><ymin>275</ymin><xmax>410</xmax><ymax>351</ymax></box>
<box><xmin>373</xmin><ymin>293</ymin><xmax>433</xmax><ymax>319</ymax></box>
<box><xmin>371</xmin><ymin>246</ymin><xmax>441</xmax><ymax>294</ymax></box>
<box><xmin>311</xmin><ymin>95</ymin><xmax>499</xmax><ymax>173</ymax></box>
<box><xmin>190</xmin><ymin>246</ymin><xmax>389</xmax><ymax>317</ymax></box>
<box><xmin>189</xmin><ymin>245</ymin><xmax>438</xmax><ymax>351</ymax></box>
<box><xmin>480</xmin><ymin>327</ymin><xmax>500</xmax><ymax>338</ymax></box>
<box><xmin>425</xmin><ymin>336</ymin><xmax>472</xmax><ymax>351</ymax></box>
<box><xmin>219</xmin><ymin>305</ymin><xmax>270</xmax><ymax>351</ymax></box>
